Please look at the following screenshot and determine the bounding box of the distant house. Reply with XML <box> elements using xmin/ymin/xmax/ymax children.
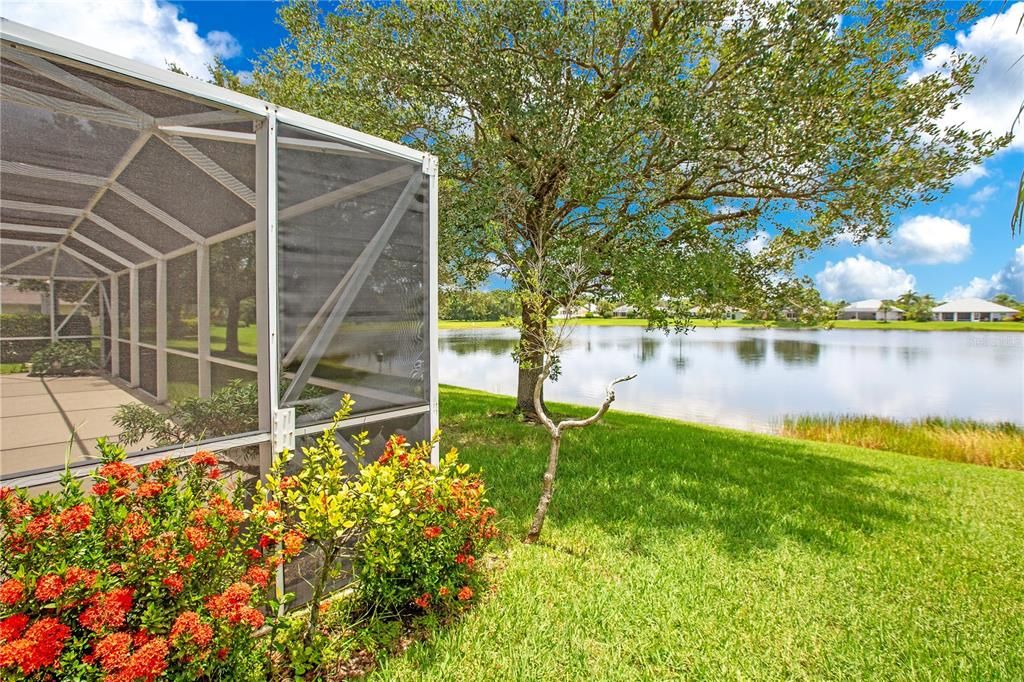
<box><xmin>552</xmin><ymin>304</ymin><xmax>595</xmax><ymax>319</ymax></box>
<box><xmin>931</xmin><ymin>298</ymin><xmax>1018</xmax><ymax>322</ymax></box>
<box><xmin>838</xmin><ymin>299</ymin><xmax>904</xmax><ymax>321</ymax></box>
<box><xmin>611</xmin><ymin>304</ymin><xmax>637</xmax><ymax>318</ymax></box>
<box><xmin>687</xmin><ymin>305</ymin><xmax>747</xmax><ymax>320</ymax></box>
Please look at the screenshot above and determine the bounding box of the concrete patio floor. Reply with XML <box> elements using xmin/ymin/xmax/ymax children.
<box><xmin>0</xmin><ymin>373</ymin><xmax>155</xmax><ymax>478</ymax></box>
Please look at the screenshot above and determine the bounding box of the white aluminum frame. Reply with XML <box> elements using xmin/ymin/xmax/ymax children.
<box><xmin>1</xmin><ymin>19</ymin><xmax>440</xmax><ymax>486</ymax></box>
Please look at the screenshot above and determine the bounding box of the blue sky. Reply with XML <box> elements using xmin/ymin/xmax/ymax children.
<box><xmin>3</xmin><ymin>0</ymin><xmax>1021</xmax><ymax>302</ymax></box>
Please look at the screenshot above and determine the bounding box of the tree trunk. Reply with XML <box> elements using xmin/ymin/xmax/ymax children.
<box><xmin>524</xmin><ymin>432</ymin><xmax>560</xmax><ymax>543</ymax></box>
<box><xmin>515</xmin><ymin>304</ymin><xmax>546</xmax><ymax>420</ymax></box>
<box><xmin>224</xmin><ymin>297</ymin><xmax>240</xmax><ymax>356</ymax></box>
<box><xmin>304</xmin><ymin>543</ymin><xmax>339</xmax><ymax>646</ymax></box>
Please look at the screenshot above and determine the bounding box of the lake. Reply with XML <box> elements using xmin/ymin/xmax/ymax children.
<box><xmin>439</xmin><ymin>326</ymin><xmax>1024</xmax><ymax>432</ymax></box>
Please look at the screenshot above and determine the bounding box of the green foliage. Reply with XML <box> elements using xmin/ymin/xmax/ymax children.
<box><xmin>895</xmin><ymin>290</ymin><xmax>939</xmax><ymax>322</ymax></box>
<box><xmin>991</xmin><ymin>293</ymin><xmax>1023</xmax><ymax>314</ymax></box>
<box><xmin>0</xmin><ymin>442</ymin><xmax>278</xmax><ymax>681</ymax></box>
<box><xmin>28</xmin><ymin>341</ymin><xmax>98</xmax><ymax>376</ymax></box>
<box><xmin>354</xmin><ymin>441</ymin><xmax>497</xmax><ymax>613</ymax></box>
<box><xmin>232</xmin><ymin>0</ymin><xmax>1004</xmax><ymax>337</ymax></box>
<box><xmin>114</xmin><ymin>380</ymin><xmax>259</xmax><ymax>447</ymax></box>
<box><xmin>0</xmin><ymin>313</ymin><xmax>90</xmax><ymax>363</ymax></box>
<box><xmin>259</xmin><ymin>397</ymin><xmax>497</xmax><ymax>676</ymax></box>
<box><xmin>439</xmin><ymin>288</ymin><xmax>517</xmax><ymax>321</ymax></box>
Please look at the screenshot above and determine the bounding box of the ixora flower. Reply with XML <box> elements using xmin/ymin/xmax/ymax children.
<box><xmin>0</xmin><ymin>616</ymin><xmax>70</xmax><ymax>675</ymax></box>
<box><xmin>206</xmin><ymin>582</ymin><xmax>263</xmax><ymax>628</ymax></box>
<box><xmin>423</xmin><ymin>525</ymin><xmax>443</xmax><ymax>540</ymax></box>
<box><xmin>190</xmin><ymin>451</ymin><xmax>218</xmax><ymax>468</ymax></box>
<box><xmin>379</xmin><ymin>434</ymin><xmax>408</xmax><ymax>464</ymax></box>
<box><xmin>33</xmin><ymin>574</ymin><xmax>66</xmax><ymax>602</ymax></box>
<box><xmin>282</xmin><ymin>529</ymin><xmax>304</xmax><ymax>557</ymax></box>
<box><xmin>457</xmin><ymin>586</ymin><xmax>474</xmax><ymax>601</ymax></box>
<box><xmin>56</xmin><ymin>503</ymin><xmax>92</xmax><ymax>533</ymax></box>
<box><xmin>97</xmin><ymin>461</ymin><xmax>141</xmax><ymax>483</ymax></box>
<box><xmin>242</xmin><ymin>566</ymin><xmax>270</xmax><ymax>588</ymax></box>
<box><xmin>170</xmin><ymin>611</ymin><xmax>213</xmax><ymax>649</ymax></box>
<box><xmin>162</xmin><ymin>574</ymin><xmax>184</xmax><ymax>594</ymax></box>
<box><xmin>64</xmin><ymin>567</ymin><xmax>99</xmax><ymax>589</ymax></box>
<box><xmin>0</xmin><ymin>614</ymin><xmax>29</xmax><ymax>643</ymax></box>
<box><xmin>0</xmin><ymin>579</ymin><xmax>24</xmax><ymax>606</ymax></box>
<box><xmin>86</xmin><ymin>631</ymin><xmax>132</xmax><ymax>672</ymax></box>
<box><xmin>106</xmin><ymin>637</ymin><xmax>168</xmax><ymax>682</ymax></box>
<box><xmin>79</xmin><ymin>587</ymin><xmax>134</xmax><ymax>632</ymax></box>
<box><xmin>184</xmin><ymin>525</ymin><xmax>212</xmax><ymax>551</ymax></box>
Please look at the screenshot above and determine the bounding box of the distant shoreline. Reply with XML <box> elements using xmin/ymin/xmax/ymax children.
<box><xmin>439</xmin><ymin>318</ymin><xmax>1024</xmax><ymax>332</ymax></box>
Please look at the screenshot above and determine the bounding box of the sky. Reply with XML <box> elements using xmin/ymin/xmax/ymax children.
<box><xmin>2</xmin><ymin>0</ymin><xmax>1022</xmax><ymax>302</ymax></box>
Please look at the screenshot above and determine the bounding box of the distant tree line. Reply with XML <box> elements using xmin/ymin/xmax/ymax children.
<box><xmin>439</xmin><ymin>289</ymin><xmax>518</xmax><ymax>321</ymax></box>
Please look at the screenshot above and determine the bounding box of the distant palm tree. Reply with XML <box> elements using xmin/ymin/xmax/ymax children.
<box><xmin>879</xmin><ymin>299</ymin><xmax>898</xmax><ymax>323</ymax></box>
<box><xmin>897</xmin><ymin>290</ymin><xmax>919</xmax><ymax>310</ymax></box>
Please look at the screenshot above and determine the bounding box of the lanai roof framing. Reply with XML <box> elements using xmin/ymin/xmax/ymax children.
<box><xmin>1</xmin><ymin>19</ymin><xmax>440</xmax><ymax>490</ymax></box>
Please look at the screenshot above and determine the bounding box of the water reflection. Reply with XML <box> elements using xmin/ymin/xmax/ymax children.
<box><xmin>772</xmin><ymin>339</ymin><xmax>821</xmax><ymax>367</ymax></box>
<box><xmin>439</xmin><ymin>326</ymin><xmax>1024</xmax><ymax>432</ymax></box>
<box><xmin>735</xmin><ymin>338</ymin><xmax>767</xmax><ymax>367</ymax></box>
<box><xmin>442</xmin><ymin>334</ymin><xmax>516</xmax><ymax>357</ymax></box>
<box><xmin>637</xmin><ymin>337</ymin><xmax>659</xmax><ymax>364</ymax></box>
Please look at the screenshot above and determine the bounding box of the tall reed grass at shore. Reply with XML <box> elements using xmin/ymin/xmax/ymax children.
<box><xmin>782</xmin><ymin>415</ymin><xmax>1024</xmax><ymax>470</ymax></box>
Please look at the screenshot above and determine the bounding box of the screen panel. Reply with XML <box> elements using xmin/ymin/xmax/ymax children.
<box><xmin>276</xmin><ymin>123</ymin><xmax>430</xmax><ymax>426</ymax></box>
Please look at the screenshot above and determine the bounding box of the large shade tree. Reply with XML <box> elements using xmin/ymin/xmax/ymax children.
<box><xmin>232</xmin><ymin>0</ymin><xmax>1006</xmax><ymax>417</ymax></box>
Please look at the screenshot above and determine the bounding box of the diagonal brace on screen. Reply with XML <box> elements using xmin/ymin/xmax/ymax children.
<box><xmin>279</xmin><ymin>172</ymin><xmax>422</xmax><ymax>407</ymax></box>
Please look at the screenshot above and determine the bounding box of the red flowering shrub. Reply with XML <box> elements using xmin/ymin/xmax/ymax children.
<box><xmin>353</xmin><ymin>438</ymin><xmax>497</xmax><ymax>613</ymax></box>
<box><xmin>0</xmin><ymin>440</ymin><xmax>283</xmax><ymax>680</ymax></box>
<box><xmin>259</xmin><ymin>395</ymin><xmax>497</xmax><ymax>675</ymax></box>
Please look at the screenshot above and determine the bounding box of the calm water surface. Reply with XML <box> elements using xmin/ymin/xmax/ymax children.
<box><xmin>439</xmin><ymin>326</ymin><xmax>1024</xmax><ymax>432</ymax></box>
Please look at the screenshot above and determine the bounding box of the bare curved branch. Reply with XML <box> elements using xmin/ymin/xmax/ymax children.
<box><xmin>558</xmin><ymin>373</ymin><xmax>638</xmax><ymax>432</ymax></box>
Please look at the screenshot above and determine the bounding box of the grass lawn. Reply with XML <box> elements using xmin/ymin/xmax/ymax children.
<box><xmin>0</xmin><ymin>362</ymin><xmax>26</xmax><ymax>374</ymax></box>
<box><xmin>373</xmin><ymin>386</ymin><xmax>1024</xmax><ymax>680</ymax></box>
<box><xmin>439</xmin><ymin>318</ymin><xmax>1024</xmax><ymax>332</ymax></box>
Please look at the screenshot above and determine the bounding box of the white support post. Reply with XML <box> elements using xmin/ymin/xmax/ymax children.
<box><xmin>110</xmin><ymin>276</ymin><xmax>120</xmax><ymax>375</ymax></box>
<box><xmin>129</xmin><ymin>267</ymin><xmax>140</xmax><ymax>387</ymax></box>
<box><xmin>197</xmin><ymin>244</ymin><xmax>212</xmax><ymax>398</ymax></box>
<box><xmin>48</xmin><ymin>278</ymin><xmax>56</xmax><ymax>342</ymax></box>
<box><xmin>255</xmin><ymin>110</ymin><xmax>284</xmax><ymax>606</ymax></box>
<box><xmin>156</xmin><ymin>258</ymin><xmax>168</xmax><ymax>402</ymax></box>
<box><xmin>255</xmin><ymin>111</ymin><xmax>280</xmax><ymax>458</ymax></box>
<box><xmin>426</xmin><ymin>156</ymin><xmax>440</xmax><ymax>466</ymax></box>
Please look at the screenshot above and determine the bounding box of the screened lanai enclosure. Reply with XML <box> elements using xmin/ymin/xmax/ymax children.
<box><xmin>0</xmin><ymin>20</ymin><xmax>439</xmax><ymax>497</ymax></box>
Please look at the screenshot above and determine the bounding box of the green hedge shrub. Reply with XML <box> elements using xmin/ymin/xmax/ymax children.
<box><xmin>1</xmin><ymin>313</ymin><xmax>92</xmax><ymax>363</ymax></box>
<box><xmin>28</xmin><ymin>341</ymin><xmax>99</xmax><ymax>376</ymax></box>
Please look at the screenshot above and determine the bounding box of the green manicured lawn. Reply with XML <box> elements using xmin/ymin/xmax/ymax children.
<box><xmin>0</xmin><ymin>362</ymin><xmax>26</xmax><ymax>374</ymax></box>
<box><xmin>439</xmin><ymin>318</ymin><xmax>1024</xmax><ymax>332</ymax></box>
<box><xmin>373</xmin><ymin>386</ymin><xmax>1024</xmax><ymax>680</ymax></box>
<box><xmin>829</xmin><ymin>319</ymin><xmax>1023</xmax><ymax>332</ymax></box>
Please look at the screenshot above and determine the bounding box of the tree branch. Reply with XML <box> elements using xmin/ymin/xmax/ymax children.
<box><xmin>558</xmin><ymin>373</ymin><xmax>637</xmax><ymax>432</ymax></box>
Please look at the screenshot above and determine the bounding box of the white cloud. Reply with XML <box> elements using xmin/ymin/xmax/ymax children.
<box><xmin>868</xmin><ymin>215</ymin><xmax>971</xmax><ymax>264</ymax></box>
<box><xmin>969</xmin><ymin>185</ymin><xmax>997</xmax><ymax>204</ymax></box>
<box><xmin>815</xmin><ymin>255</ymin><xmax>916</xmax><ymax>301</ymax></box>
<box><xmin>2</xmin><ymin>0</ymin><xmax>240</xmax><ymax>77</ymax></box>
<box><xmin>952</xmin><ymin>164</ymin><xmax>990</xmax><ymax>188</ymax></box>
<box><xmin>908</xmin><ymin>3</ymin><xmax>1024</xmax><ymax>150</ymax></box>
<box><xmin>745</xmin><ymin>231</ymin><xmax>770</xmax><ymax>256</ymax></box>
<box><xmin>945</xmin><ymin>245</ymin><xmax>1024</xmax><ymax>299</ymax></box>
